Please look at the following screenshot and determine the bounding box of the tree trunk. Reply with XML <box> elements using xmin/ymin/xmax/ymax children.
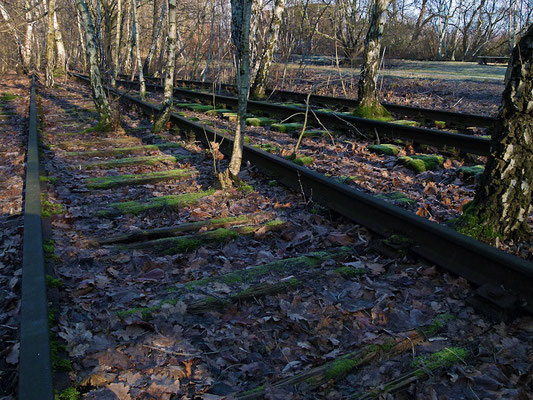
<box><xmin>410</xmin><ymin>0</ymin><xmax>427</xmax><ymax>44</ymax></box>
<box><xmin>112</xmin><ymin>0</ymin><xmax>122</xmax><ymax>86</ymax></box>
<box><xmin>76</xmin><ymin>9</ymin><xmax>87</xmax><ymax>71</ymax></box>
<box><xmin>153</xmin><ymin>0</ymin><xmax>177</xmax><ymax>133</ymax></box>
<box><xmin>219</xmin><ymin>0</ymin><xmax>253</xmax><ymax>187</ymax></box>
<box><xmin>249</xmin><ymin>0</ymin><xmax>264</xmax><ymax>80</ymax></box>
<box><xmin>23</xmin><ymin>0</ymin><xmax>34</xmax><ymax>72</ymax></box>
<box><xmin>250</xmin><ymin>0</ymin><xmax>285</xmax><ymax>98</ymax></box>
<box><xmin>355</xmin><ymin>0</ymin><xmax>391</xmax><ymax>118</ymax></box>
<box><xmin>132</xmin><ymin>0</ymin><xmax>146</xmax><ymax>99</ymax></box>
<box><xmin>0</xmin><ymin>2</ymin><xmax>26</xmax><ymax>71</ymax></box>
<box><xmin>53</xmin><ymin>9</ymin><xmax>66</xmax><ymax>71</ymax></box>
<box><xmin>76</xmin><ymin>0</ymin><xmax>113</xmax><ymax>130</ymax></box>
<box><xmin>45</xmin><ymin>0</ymin><xmax>56</xmax><ymax>87</ymax></box>
<box><xmin>143</xmin><ymin>0</ymin><xmax>167</xmax><ymax>75</ymax></box>
<box><xmin>457</xmin><ymin>24</ymin><xmax>533</xmax><ymax>242</ymax></box>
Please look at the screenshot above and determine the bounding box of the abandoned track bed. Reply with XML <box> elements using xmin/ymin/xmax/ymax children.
<box><xmin>12</xmin><ymin>74</ymin><xmax>530</xmax><ymax>399</ymax></box>
<box><xmin>23</xmin><ymin>74</ymin><xmax>530</xmax><ymax>398</ymax></box>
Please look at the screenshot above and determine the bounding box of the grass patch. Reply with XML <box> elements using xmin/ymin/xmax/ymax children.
<box><xmin>86</xmin><ymin>169</ymin><xmax>194</xmax><ymax>189</ymax></box>
<box><xmin>97</xmin><ymin>189</ymin><xmax>216</xmax><ymax>216</ymax></box>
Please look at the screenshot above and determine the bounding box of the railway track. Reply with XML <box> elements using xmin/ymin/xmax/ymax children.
<box><xmin>15</xmin><ymin>73</ymin><xmax>531</xmax><ymax>399</ymax></box>
<box><xmin>119</xmin><ymin>74</ymin><xmax>496</xmax><ymax>130</ymax></box>
<box><xmin>115</xmin><ymin>78</ymin><xmax>492</xmax><ymax>156</ymax></box>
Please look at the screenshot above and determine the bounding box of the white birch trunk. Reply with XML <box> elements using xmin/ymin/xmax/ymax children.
<box><xmin>153</xmin><ymin>0</ymin><xmax>177</xmax><ymax>133</ymax></box>
<box><xmin>132</xmin><ymin>0</ymin><xmax>146</xmax><ymax>99</ymax></box>
<box><xmin>76</xmin><ymin>0</ymin><xmax>112</xmax><ymax>129</ymax></box>
<box><xmin>53</xmin><ymin>9</ymin><xmax>66</xmax><ymax>71</ymax></box>
<box><xmin>112</xmin><ymin>0</ymin><xmax>122</xmax><ymax>86</ymax></box>
<box><xmin>143</xmin><ymin>0</ymin><xmax>167</xmax><ymax>75</ymax></box>
<box><xmin>45</xmin><ymin>0</ymin><xmax>56</xmax><ymax>87</ymax></box>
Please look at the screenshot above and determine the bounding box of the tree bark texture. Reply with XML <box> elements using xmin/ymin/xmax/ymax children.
<box><xmin>143</xmin><ymin>0</ymin><xmax>167</xmax><ymax>75</ymax></box>
<box><xmin>224</xmin><ymin>0</ymin><xmax>253</xmax><ymax>183</ymax></box>
<box><xmin>132</xmin><ymin>0</ymin><xmax>146</xmax><ymax>99</ymax></box>
<box><xmin>357</xmin><ymin>0</ymin><xmax>390</xmax><ymax>112</ymax></box>
<box><xmin>153</xmin><ymin>0</ymin><xmax>177</xmax><ymax>133</ymax></box>
<box><xmin>45</xmin><ymin>0</ymin><xmax>56</xmax><ymax>87</ymax></box>
<box><xmin>53</xmin><ymin>9</ymin><xmax>66</xmax><ymax>71</ymax></box>
<box><xmin>250</xmin><ymin>0</ymin><xmax>285</xmax><ymax>98</ymax></box>
<box><xmin>471</xmin><ymin>23</ymin><xmax>533</xmax><ymax>241</ymax></box>
<box><xmin>23</xmin><ymin>0</ymin><xmax>34</xmax><ymax>72</ymax></box>
<box><xmin>76</xmin><ymin>0</ymin><xmax>112</xmax><ymax>128</ymax></box>
<box><xmin>112</xmin><ymin>0</ymin><xmax>122</xmax><ymax>85</ymax></box>
<box><xmin>0</xmin><ymin>2</ymin><xmax>26</xmax><ymax>71</ymax></box>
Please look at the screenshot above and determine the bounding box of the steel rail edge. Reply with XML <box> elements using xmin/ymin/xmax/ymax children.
<box><xmin>74</xmin><ymin>73</ymin><xmax>533</xmax><ymax>313</ymax></box>
<box><xmin>119</xmin><ymin>74</ymin><xmax>496</xmax><ymax>130</ymax></box>
<box><xmin>115</xmin><ymin>78</ymin><xmax>492</xmax><ymax>156</ymax></box>
<box><xmin>19</xmin><ymin>75</ymin><xmax>54</xmax><ymax>399</ymax></box>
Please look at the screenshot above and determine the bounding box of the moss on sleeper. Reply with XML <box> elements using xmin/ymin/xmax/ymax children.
<box><xmin>86</xmin><ymin>169</ymin><xmax>193</xmax><ymax>189</ymax></box>
<box><xmin>66</xmin><ymin>142</ymin><xmax>182</xmax><ymax>157</ymax></box>
<box><xmin>411</xmin><ymin>347</ymin><xmax>468</xmax><ymax>375</ymax></box>
<box><xmin>393</xmin><ymin>120</ymin><xmax>420</xmax><ymax>127</ymax></box>
<box><xmin>271</xmin><ymin>122</ymin><xmax>304</xmax><ymax>133</ymax></box>
<box><xmin>368</xmin><ymin>144</ymin><xmax>400</xmax><ymax>156</ymax></box>
<box><xmin>85</xmin><ymin>154</ymin><xmax>184</xmax><ymax>169</ymax></box>
<box><xmin>334</xmin><ymin>266</ymin><xmax>367</xmax><ymax>278</ymax></box>
<box><xmin>292</xmin><ymin>156</ymin><xmax>314</xmax><ymax>166</ymax></box>
<box><xmin>246</xmin><ymin>117</ymin><xmax>275</xmax><ymax>127</ymax></box>
<box><xmin>205</xmin><ymin>108</ymin><xmax>232</xmax><ymax>116</ymax></box>
<box><xmin>97</xmin><ymin>189</ymin><xmax>215</xmax><ymax>216</ymax></box>
<box><xmin>0</xmin><ymin>92</ymin><xmax>17</xmax><ymax>102</ymax></box>
<box><xmin>434</xmin><ymin>120</ymin><xmax>446</xmax><ymax>129</ymax></box>
<box><xmin>352</xmin><ymin>103</ymin><xmax>393</xmax><ymax>121</ymax></box>
<box><xmin>399</xmin><ymin>154</ymin><xmax>444</xmax><ymax>173</ymax></box>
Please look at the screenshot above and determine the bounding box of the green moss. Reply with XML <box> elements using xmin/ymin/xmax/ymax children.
<box><xmin>271</xmin><ymin>122</ymin><xmax>304</xmax><ymax>133</ymax></box>
<box><xmin>418</xmin><ymin>313</ymin><xmax>454</xmax><ymax>337</ymax></box>
<box><xmin>81</xmin><ymin>118</ymin><xmax>112</xmax><ymax>134</ymax></box>
<box><xmin>393</xmin><ymin>120</ymin><xmax>420</xmax><ymax>127</ymax></box>
<box><xmin>97</xmin><ymin>189</ymin><xmax>215</xmax><ymax>216</ymax></box>
<box><xmin>399</xmin><ymin>155</ymin><xmax>444</xmax><ymax>173</ymax></box>
<box><xmin>457</xmin><ymin>165</ymin><xmax>484</xmax><ymax>177</ymax></box>
<box><xmin>352</xmin><ymin>103</ymin><xmax>393</xmax><ymax>121</ymax></box>
<box><xmin>205</xmin><ymin>108</ymin><xmax>232</xmax><ymax>116</ymax></box>
<box><xmin>251</xmin><ymin>143</ymin><xmax>280</xmax><ymax>153</ymax></box>
<box><xmin>237</xmin><ymin>181</ymin><xmax>254</xmax><ymax>192</ymax></box>
<box><xmin>434</xmin><ymin>120</ymin><xmax>446</xmax><ymax>129</ymax></box>
<box><xmin>268</xmin><ymin>180</ymin><xmax>277</xmax><ymax>186</ymax></box>
<box><xmin>56</xmin><ymin>387</ymin><xmax>80</xmax><ymax>400</ymax></box>
<box><xmin>375</xmin><ymin>192</ymin><xmax>416</xmax><ymax>206</ymax></box>
<box><xmin>246</xmin><ymin>117</ymin><xmax>275</xmax><ymax>127</ymax></box>
<box><xmin>336</xmin><ymin>175</ymin><xmax>362</xmax><ymax>185</ymax></box>
<box><xmin>292</xmin><ymin>156</ymin><xmax>314</xmax><ymax>166</ymax></box>
<box><xmin>117</xmin><ymin>305</ymin><xmax>160</xmax><ymax>320</ymax></box>
<box><xmin>447</xmin><ymin>201</ymin><xmax>497</xmax><ymax>241</ymax></box>
<box><xmin>85</xmin><ymin>154</ymin><xmax>183</xmax><ymax>169</ymax></box>
<box><xmin>334</xmin><ymin>266</ymin><xmax>367</xmax><ymax>278</ymax></box>
<box><xmin>368</xmin><ymin>144</ymin><xmax>400</xmax><ymax>156</ymax></box>
<box><xmin>50</xmin><ymin>333</ymin><xmax>71</xmax><ymax>372</ymax></box>
<box><xmin>86</xmin><ymin>169</ymin><xmax>193</xmax><ymax>189</ymax></box>
<box><xmin>222</xmin><ymin>112</ymin><xmax>238</xmax><ymax>122</ymax></box>
<box><xmin>325</xmin><ymin>358</ymin><xmax>359</xmax><ymax>380</ymax></box>
<box><xmin>41</xmin><ymin>194</ymin><xmax>65</xmax><ymax>218</ymax></box>
<box><xmin>243</xmin><ymin>136</ymin><xmax>251</xmax><ymax>144</ymax></box>
<box><xmin>46</xmin><ymin>274</ymin><xmax>63</xmax><ymax>289</ymax></box>
<box><xmin>40</xmin><ymin>175</ymin><xmax>58</xmax><ymax>184</ymax></box>
<box><xmin>411</xmin><ymin>347</ymin><xmax>468</xmax><ymax>375</ymax></box>
<box><xmin>0</xmin><ymin>92</ymin><xmax>17</xmax><ymax>102</ymax></box>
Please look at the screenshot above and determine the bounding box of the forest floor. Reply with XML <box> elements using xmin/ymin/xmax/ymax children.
<box><xmin>0</xmin><ymin>74</ymin><xmax>30</xmax><ymax>399</ymax></box>
<box><xmin>0</xmin><ymin>74</ymin><xmax>529</xmax><ymax>400</ymax></box>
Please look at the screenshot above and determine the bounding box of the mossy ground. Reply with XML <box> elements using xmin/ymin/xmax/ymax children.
<box><xmin>251</xmin><ymin>143</ymin><xmax>280</xmax><ymax>153</ymax></box>
<box><xmin>41</xmin><ymin>194</ymin><xmax>65</xmax><ymax>218</ymax></box>
<box><xmin>40</xmin><ymin>175</ymin><xmax>58</xmax><ymax>184</ymax></box>
<box><xmin>98</xmin><ymin>189</ymin><xmax>215</xmax><ymax>216</ymax></box>
<box><xmin>292</xmin><ymin>156</ymin><xmax>314</xmax><ymax>166</ymax></box>
<box><xmin>205</xmin><ymin>108</ymin><xmax>232</xmax><ymax>116</ymax></box>
<box><xmin>411</xmin><ymin>347</ymin><xmax>468</xmax><ymax>374</ymax></box>
<box><xmin>0</xmin><ymin>92</ymin><xmax>17</xmax><ymax>102</ymax></box>
<box><xmin>368</xmin><ymin>144</ymin><xmax>400</xmax><ymax>156</ymax></box>
<box><xmin>86</xmin><ymin>169</ymin><xmax>193</xmax><ymax>189</ymax></box>
<box><xmin>271</xmin><ymin>122</ymin><xmax>304</xmax><ymax>133</ymax></box>
<box><xmin>46</xmin><ymin>274</ymin><xmax>63</xmax><ymax>288</ymax></box>
<box><xmin>457</xmin><ymin>165</ymin><xmax>484</xmax><ymax>177</ymax></box>
<box><xmin>55</xmin><ymin>387</ymin><xmax>80</xmax><ymax>400</ymax></box>
<box><xmin>399</xmin><ymin>154</ymin><xmax>444</xmax><ymax>173</ymax></box>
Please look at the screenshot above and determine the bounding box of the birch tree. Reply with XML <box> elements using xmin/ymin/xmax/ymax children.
<box><xmin>23</xmin><ymin>0</ymin><xmax>34</xmax><ymax>72</ymax></box>
<box><xmin>218</xmin><ymin>0</ymin><xmax>253</xmax><ymax>188</ymax></box>
<box><xmin>112</xmin><ymin>0</ymin><xmax>122</xmax><ymax>85</ymax></box>
<box><xmin>132</xmin><ymin>0</ymin><xmax>146</xmax><ymax>99</ymax></box>
<box><xmin>143</xmin><ymin>0</ymin><xmax>167</xmax><ymax>75</ymax></box>
<box><xmin>0</xmin><ymin>2</ymin><xmax>25</xmax><ymax>70</ymax></box>
<box><xmin>53</xmin><ymin>9</ymin><xmax>66</xmax><ymax>71</ymax></box>
<box><xmin>153</xmin><ymin>0</ymin><xmax>177</xmax><ymax>133</ymax></box>
<box><xmin>453</xmin><ymin>24</ymin><xmax>533</xmax><ymax>241</ymax></box>
<box><xmin>76</xmin><ymin>0</ymin><xmax>113</xmax><ymax>130</ymax></box>
<box><xmin>45</xmin><ymin>0</ymin><xmax>56</xmax><ymax>87</ymax></box>
<box><xmin>250</xmin><ymin>0</ymin><xmax>286</xmax><ymax>98</ymax></box>
<box><xmin>354</xmin><ymin>0</ymin><xmax>391</xmax><ymax>118</ymax></box>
